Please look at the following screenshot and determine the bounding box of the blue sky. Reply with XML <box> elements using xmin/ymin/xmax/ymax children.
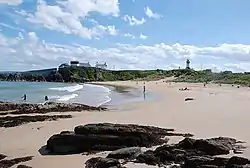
<box><xmin>1</xmin><ymin>0</ymin><xmax>250</xmax><ymax>72</ymax></box>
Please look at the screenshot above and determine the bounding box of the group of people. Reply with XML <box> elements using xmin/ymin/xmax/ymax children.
<box><xmin>21</xmin><ymin>94</ymin><xmax>49</xmax><ymax>102</ymax></box>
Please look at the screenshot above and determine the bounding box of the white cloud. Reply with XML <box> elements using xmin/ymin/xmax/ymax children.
<box><xmin>0</xmin><ymin>23</ymin><xmax>25</xmax><ymax>32</ymax></box>
<box><xmin>0</xmin><ymin>0</ymin><xmax>22</xmax><ymax>5</ymax></box>
<box><xmin>92</xmin><ymin>25</ymin><xmax>118</xmax><ymax>38</ymax></box>
<box><xmin>139</xmin><ymin>33</ymin><xmax>147</xmax><ymax>39</ymax></box>
<box><xmin>2</xmin><ymin>32</ymin><xmax>250</xmax><ymax>72</ymax></box>
<box><xmin>18</xmin><ymin>0</ymin><xmax>119</xmax><ymax>39</ymax></box>
<box><xmin>123</xmin><ymin>15</ymin><xmax>146</xmax><ymax>26</ymax></box>
<box><xmin>144</xmin><ymin>6</ymin><xmax>162</xmax><ymax>19</ymax></box>
<box><xmin>0</xmin><ymin>34</ymin><xmax>18</xmax><ymax>46</ymax></box>
<box><xmin>124</xmin><ymin>33</ymin><xmax>135</xmax><ymax>39</ymax></box>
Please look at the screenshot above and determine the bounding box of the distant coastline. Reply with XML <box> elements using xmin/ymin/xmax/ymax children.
<box><xmin>1</xmin><ymin>67</ymin><xmax>250</xmax><ymax>86</ymax></box>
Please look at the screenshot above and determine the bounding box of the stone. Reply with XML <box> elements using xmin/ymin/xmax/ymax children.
<box><xmin>226</xmin><ymin>156</ymin><xmax>250</xmax><ymax>166</ymax></box>
<box><xmin>185</xmin><ymin>98</ymin><xmax>194</xmax><ymax>101</ymax></box>
<box><xmin>46</xmin><ymin>123</ymin><xmax>183</xmax><ymax>154</ymax></box>
<box><xmin>135</xmin><ymin>150</ymin><xmax>160</xmax><ymax>166</ymax></box>
<box><xmin>0</xmin><ymin>101</ymin><xmax>106</xmax><ymax>115</ymax></box>
<box><xmin>74</xmin><ymin>123</ymin><xmax>174</xmax><ymax>135</ymax></box>
<box><xmin>0</xmin><ymin>156</ymin><xmax>33</xmax><ymax>168</ymax></box>
<box><xmin>85</xmin><ymin>157</ymin><xmax>122</xmax><ymax>168</ymax></box>
<box><xmin>183</xmin><ymin>156</ymin><xmax>214</xmax><ymax>168</ymax></box>
<box><xmin>0</xmin><ymin>115</ymin><xmax>72</xmax><ymax>128</ymax></box>
<box><xmin>17</xmin><ymin>165</ymin><xmax>32</xmax><ymax>168</ymax></box>
<box><xmin>0</xmin><ymin>154</ymin><xmax>7</xmax><ymax>160</ymax></box>
<box><xmin>107</xmin><ymin>147</ymin><xmax>142</xmax><ymax>159</ymax></box>
<box><xmin>177</xmin><ymin>137</ymin><xmax>241</xmax><ymax>155</ymax></box>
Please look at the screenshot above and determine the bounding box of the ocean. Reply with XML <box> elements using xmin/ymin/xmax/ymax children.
<box><xmin>0</xmin><ymin>81</ymin><xmax>154</xmax><ymax>107</ymax></box>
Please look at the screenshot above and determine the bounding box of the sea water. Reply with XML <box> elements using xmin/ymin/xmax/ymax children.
<box><xmin>0</xmin><ymin>81</ymin><xmax>157</xmax><ymax>107</ymax></box>
<box><xmin>0</xmin><ymin>81</ymin><xmax>111</xmax><ymax>106</ymax></box>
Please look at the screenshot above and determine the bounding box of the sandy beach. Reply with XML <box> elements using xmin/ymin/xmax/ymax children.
<box><xmin>1</xmin><ymin>79</ymin><xmax>250</xmax><ymax>167</ymax></box>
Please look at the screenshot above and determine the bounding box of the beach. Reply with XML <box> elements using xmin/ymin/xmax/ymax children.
<box><xmin>1</xmin><ymin>79</ymin><xmax>250</xmax><ymax>167</ymax></box>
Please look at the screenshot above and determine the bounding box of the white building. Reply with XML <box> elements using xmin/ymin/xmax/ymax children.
<box><xmin>95</xmin><ymin>62</ymin><xmax>107</xmax><ymax>69</ymax></box>
<box><xmin>79</xmin><ymin>62</ymin><xmax>91</xmax><ymax>67</ymax></box>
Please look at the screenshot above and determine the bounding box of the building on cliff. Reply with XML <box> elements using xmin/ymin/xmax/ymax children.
<box><xmin>95</xmin><ymin>62</ymin><xmax>107</xmax><ymax>69</ymax></box>
<box><xmin>59</xmin><ymin>61</ymin><xmax>92</xmax><ymax>68</ymax></box>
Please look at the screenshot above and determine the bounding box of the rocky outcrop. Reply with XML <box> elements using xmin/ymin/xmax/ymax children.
<box><xmin>46</xmin><ymin>123</ymin><xmax>249</xmax><ymax>168</ymax></box>
<box><xmin>85</xmin><ymin>157</ymin><xmax>122</xmax><ymax>168</ymax></box>
<box><xmin>46</xmin><ymin>123</ymin><xmax>191</xmax><ymax>154</ymax></box>
<box><xmin>107</xmin><ymin>147</ymin><xmax>142</xmax><ymax>159</ymax></box>
<box><xmin>0</xmin><ymin>115</ymin><xmax>72</xmax><ymax>128</ymax></box>
<box><xmin>176</xmin><ymin>137</ymin><xmax>242</xmax><ymax>155</ymax></box>
<box><xmin>0</xmin><ymin>155</ymin><xmax>33</xmax><ymax>168</ymax></box>
<box><xmin>135</xmin><ymin>150</ymin><xmax>160</xmax><ymax>165</ymax></box>
<box><xmin>0</xmin><ymin>154</ymin><xmax>7</xmax><ymax>160</ymax></box>
<box><xmin>17</xmin><ymin>165</ymin><xmax>32</xmax><ymax>168</ymax></box>
<box><xmin>0</xmin><ymin>101</ymin><xmax>106</xmax><ymax>115</ymax></box>
<box><xmin>133</xmin><ymin>137</ymin><xmax>247</xmax><ymax>167</ymax></box>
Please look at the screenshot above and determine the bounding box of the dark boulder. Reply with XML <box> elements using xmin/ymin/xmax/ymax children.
<box><xmin>0</xmin><ymin>101</ymin><xmax>106</xmax><ymax>115</ymax></box>
<box><xmin>46</xmin><ymin>123</ymin><xmax>180</xmax><ymax>154</ymax></box>
<box><xmin>0</xmin><ymin>156</ymin><xmax>33</xmax><ymax>168</ymax></box>
<box><xmin>135</xmin><ymin>150</ymin><xmax>160</xmax><ymax>166</ymax></box>
<box><xmin>183</xmin><ymin>156</ymin><xmax>214</xmax><ymax>168</ymax></box>
<box><xmin>185</xmin><ymin>98</ymin><xmax>194</xmax><ymax>101</ymax></box>
<box><xmin>154</xmin><ymin>145</ymin><xmax>187</xmax><ymax>163</ymax></box>
<box><xmin>17</xmin><ymin>165</ymin><xmax>32</xmax><ymax>168</ymax></box>
<box><xmin>183</xmin><ymin>156</ymin><xmax>250</xmax><ymax>168</ymax></box>
<box><xmin>107</xmin><ymin>147</ymin><xmax>142</xmax><ymax>159</ymax></box>
<box><xmin>226</xmin><ymin>156</ymin><xmax>250</xmax><ymax>167</ymax></box>
<box><xmin>0</xmin><ymin>154</ymin><xmax>7</xmax><ymax>160</ymax></box>
<box><xmin>0</xmin><ymin>115</ymin><xmax>72</xmax><ymax>128</ymax></box>
<box><xmin>74</xmin><ymin>123</ymin><xmax>173</xmax><ymax>136</ymax></box>
<box><xmin>47</xmin><ymin>132</ymin><xmax>160</xmax><ymax>154</ymax></box>
<box><xmin>85</xmin><ymin>157</ymin><xmax>122</xmax><ymax>168</ymax></box>
<box><xmin>177</xmin><ymin>137</ymin><xmax>241</xmax><ymax>155</ymax></box>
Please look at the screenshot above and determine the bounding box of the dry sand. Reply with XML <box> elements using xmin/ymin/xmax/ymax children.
<box><xmin>1</xmin><ymin>79</ymin><xmax>250</xmax><ymax>168</ymax></box>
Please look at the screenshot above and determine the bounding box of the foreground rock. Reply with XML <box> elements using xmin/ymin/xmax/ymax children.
<box><xmin>0</xmin><ymin>155</ymin><xmax>33</xmax><ymax>168</ymax></box>
<box><xmin>176</xmin><ymin>137</ymin><xmax>243</xmax><ymax>155</ymax></box>
<box><xmin>185</xmin><ymin>98</ymin><xmax>194</xmax><ymax>101</ymax></box>
<box><xmin>17</xmin><ymin>165</ymin><xmax>32</xmax><ymax>168</ymax></box>
<box><xmin>183</xmin><ymin>156</ymin><xmax>250</xmax><ymax>168</ymax></box>
<box><xmin>46</xmin><ymin>123</ymin><xmax>191</xmax><ymax>154</ymax></box>
<box><xmin>0</xmin><ymin>154</ymin><xmax>7</xmax><ymax>160</ymax></box>
<box><xmin>107</xmin><ymin>147</ymin><xmax>142</xmax><ymax>159</ymax></box>
<box><xmin>0</xmin><ymin>101</ymin><xmax>106</xmax><ymax>115</ymax></box>
<box><xmin>0</xmin><ymin>115</ymin><xmax>72</xmax><ymax>128</ymax></box>
<box><xmin>85</xmin><ymin>157</ymin><xmax>122</xmax><ymax>168</ymax></box>
<box><xmin>134</xmin><ymin>137</ymin><xmax>246</xmax><ymax>167</ymax></box>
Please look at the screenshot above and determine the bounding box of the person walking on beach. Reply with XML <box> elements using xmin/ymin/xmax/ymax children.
<box><xmin>21</xmin><ymin>94</ymin><xmax>27</xmax><ymax>101</ymax></box>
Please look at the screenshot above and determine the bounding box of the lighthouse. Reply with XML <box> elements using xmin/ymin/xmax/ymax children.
<box><xmin>186</xmin><ymin>59</ymin><xmax>190</xmax><ymax>69</ymax></box>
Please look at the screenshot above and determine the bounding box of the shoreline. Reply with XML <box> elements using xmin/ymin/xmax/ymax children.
<box><xmin>1</xmin><ymin>79</ymin><xmax>250</xmax><ymax>167</ymax></box>
<box><xmin>0</xmin><ymin>81</ymin><xmax>150</xmax><ymax>108</ymax></box>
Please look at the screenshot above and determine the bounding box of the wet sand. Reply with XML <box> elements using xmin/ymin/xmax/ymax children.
<box><xmin>1</xmin><ymin>79</ymin><xmax>250</xmax><ymax>167</ymax></box>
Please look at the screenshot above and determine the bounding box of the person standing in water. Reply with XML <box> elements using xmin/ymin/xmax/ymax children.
<box><xmin>21</xmin><ymin>94</ymin><xmax>27</xmax><ymax>101</ymax></box>
<box><xmin>45</xmin><ymin>96</ymin><xmax>48</xmax><ymax>101</ymax></box>
<box><xmin>143</xmin><ymin>82</ymin><xmax>146</xmax><ymax>93</ymax></box>
<box><xmin>143</xmin><ymin>83</ymin><xmax>146</xmax><ymax>100</ymax></box>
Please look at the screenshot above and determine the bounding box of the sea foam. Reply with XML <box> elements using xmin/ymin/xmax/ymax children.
<box><xmin>49</xmin><ymin>84</ymin><xmax>83</xmax><ymax>92</ymax></box>
<box><xmin>49</xmin><ymin>93</ymin><xmax>78</xmax><ymax>102</ymax></box>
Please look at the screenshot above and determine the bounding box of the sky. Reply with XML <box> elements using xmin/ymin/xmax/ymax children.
<box><xmin>1</xmin><ymin>0</ymin><xmax>250</xmax><ymax>72</ymax></box>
